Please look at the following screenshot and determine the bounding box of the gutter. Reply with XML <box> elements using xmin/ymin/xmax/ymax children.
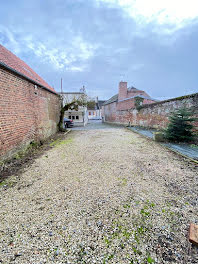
<box><xmin>0</xmin><ymin>61</ymin><xmax>59</xmax><ymax>96</ymax></box>
<box><xmin>59</xmin><ymin>92</ymin><xmax>84</xmax><ymax>95</ymax></box>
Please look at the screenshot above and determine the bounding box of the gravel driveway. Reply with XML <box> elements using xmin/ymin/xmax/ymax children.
<box><xmin>0</xmin><ymin>125</ymin><xmax>198</xmax><ymax>263</ymax></box>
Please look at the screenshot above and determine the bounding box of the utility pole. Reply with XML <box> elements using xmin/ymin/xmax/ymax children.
<box><xmin>61</xmin><ymin>78</ymin><xmax>63</xmax><ymax>93</ymax></box>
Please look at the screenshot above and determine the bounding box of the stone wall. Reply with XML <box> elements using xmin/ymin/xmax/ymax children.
<box><xmin>0</xmin><ymin>67</ymin><xmax>60</xmax><ymax>160</ymax></box>
<box><xmin>103</xmin><ymin>93</ymin><xmax>198</xmax><ymax>131</ymax></box>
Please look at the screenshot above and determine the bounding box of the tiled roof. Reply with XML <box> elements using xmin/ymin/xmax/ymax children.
<box><xmin>103</xmin><ymin>93</ymin><xmax>158</xmax><ymax>106</ymax></box>
<box><xmin>0</xmin><ymin>44</ymin><xmax>56</xmax><ymax>93</ymax></box>
<box><xmin>118</xmin><ymin>95</ymin><xmax>158</xmax><ymax>102</ymax></box>
<box><xmin>128</xmin><ymin>86</ymin><xmax>139</xmax><ymax>91</ymax></box>
<box><xmin>103</xmin><ymin>94</ymin><xmax>118</xmax><ymax>105</ymax></box>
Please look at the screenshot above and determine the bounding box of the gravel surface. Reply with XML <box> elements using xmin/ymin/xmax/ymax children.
<box><xmin>0</xmin><ymin>127</ymin><xmax>198</xmax><ymax>263</ymax></box>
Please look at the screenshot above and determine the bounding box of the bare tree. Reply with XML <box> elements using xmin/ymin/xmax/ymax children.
<box><xmin>58</xmin><ymin>95</ymin><xmax>87</xmax><ymax>131</ymax></box>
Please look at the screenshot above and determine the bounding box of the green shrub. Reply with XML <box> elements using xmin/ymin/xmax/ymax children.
<box><xmin>153</xmin><ymin>132</ymin><xmax>165</xmax><ymax>142</ymax></box>
<box><xmin>165</xmin><ymin>108</ymin><xmax>196</xmax><ymax>142</ymax></box>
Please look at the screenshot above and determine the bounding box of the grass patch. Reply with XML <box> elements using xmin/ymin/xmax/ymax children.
<box><xmin>0</xmin><ymin>181</ymin><xmax>6</xmax><ymax>187</ymax></box>
<box><xmin>0</xmin><ymin>178</ymin><xmax>17</xmax><ymax>188</ymax></box>
<box><xmin>50</xmin><ymin>138</ymin><xmax>73</xmax><ymax>147</ymax></box>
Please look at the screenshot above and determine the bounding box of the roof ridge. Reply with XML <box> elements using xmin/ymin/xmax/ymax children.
<box><xmin>103</xmin><ymin>94</ymin><xmax>118</xmax><ymax>105</ymax></box>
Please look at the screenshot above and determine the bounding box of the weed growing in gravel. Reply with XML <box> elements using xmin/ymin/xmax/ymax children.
<box><xmin>118</xmin><ymin>177</ymin><xmax>128</xmax><ymax>186</ymax></box>
<box><xmin>104</xmin><ymin>237</ymin><xmax>111</xmax><ymax>247</ymax></box>
<box><xmin>100</xmin><ymin>199</ymin><xmax>159</xmax><ymax>263</ymax></box>
<box><xmin>147</xmin><ymin>256</ymin><xmax>155</xmax><ymax>263</ymax></box>
<box><xmin>0</xmin><ymin>181</ymin><xmax>6</xmax><ymax>186</ymax></box>
<box><xmin>123</xmin><ymin>203</ymin><xmax>130</xmax><ymax>208</ymax></box>
<box><xmin>0</xmin><ymin>178</ymin><xmax>17</xmax><ymax>188</ymax></box>
<box><xmin>102</xmin><ymin>197</ymin><xmax>186</xmax><ymax>263</ymax></box>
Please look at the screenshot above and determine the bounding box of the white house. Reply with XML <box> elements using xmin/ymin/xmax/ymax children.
<box><xmin>87</xmin><ymin>98</ymin><xmax>105</xmax><ymax>120</ymax></box>
<box><xmin>59</xmin><ymin>91</ymin><xmax>88</xmax><ymax>126</ymax></box>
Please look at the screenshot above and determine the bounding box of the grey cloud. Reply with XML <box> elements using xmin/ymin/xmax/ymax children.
<box><xmin>0</xmin><ymin>0</ymin><xmax>198</xmax><ymax>100</ymax></box>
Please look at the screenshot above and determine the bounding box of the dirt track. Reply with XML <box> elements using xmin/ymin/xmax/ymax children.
<box><xmin>0</xmin><ymin>125</ymin><xmax>198</xmax><ymax>263</ymax></box>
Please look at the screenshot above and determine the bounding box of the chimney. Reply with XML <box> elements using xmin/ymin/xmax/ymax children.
<box><xmin>118</xmin><ymin>81</ymin><xmax>127</xmax><ymax>101</ymax></box>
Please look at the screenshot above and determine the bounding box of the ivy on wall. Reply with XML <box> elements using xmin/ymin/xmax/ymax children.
<box><xmin>134</xmin><ymin>97</ymin><xmax>144</xmax><ymax>110</ymax></box>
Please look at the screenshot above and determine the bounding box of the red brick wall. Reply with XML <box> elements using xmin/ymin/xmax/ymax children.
<box><xmin>103</xmin><ymin>102</ymin><xmax>117</xmax><ymax>122</ymax></box>
<box><xmin>117</xmin><ymin>98</ymin><xmax>155</xmax><ymax>111</ymax></box>
<box><xmin>0</xmin><ymin>67</ymin><xmax>60</xmax><ymax>160</ymax></box>
<box><xmin>117</xmin><ymin>99</ymin><xmax>135</xmax><ymax>111</ymax></box>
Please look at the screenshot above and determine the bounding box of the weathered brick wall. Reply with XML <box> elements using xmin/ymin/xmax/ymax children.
<box><xmin>117</xmin><ymin>98</ymin><xmax>155</xmax><ymax>111</ymax></box>
<box><xmin>0</xmin><ymin>67</ymin><xmax>60</xmax><ymax>160</ymax></box>
<box><xmin>104</xmin><ymin>93</ymin><xmax>198</xmax><ymax>131</ymax></box>
<box><xmin>103</xmin><ymin>102</ymin><xmax>117</xmax><ymax>122</ymax></box>
<box><xmin>133</xmin><ymin>93</ymin><xmax>198</xmax><ymax>130</ymax></box>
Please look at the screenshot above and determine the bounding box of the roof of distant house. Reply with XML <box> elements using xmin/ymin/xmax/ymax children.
<box><xmin>97</xmin><ymin>100</ymin><xmax>106</xmax><ymax>108</ymax></box>
<box><xmin>103</xmin><ymin>94</ymin><xmax>118</xmax><ymax>105</ymax></box>
<box><xmin>128</xmin><ymin>86</ymin><xmax>139</xmax><ymax>91</ymax></box>
<box><xmin>118</xmin><ymin>94</ymin><xmax>158</xmax><ymax>102</ymax></box>
<box><xmin>0</xmin><ymin>44</ymin><xmax>56</xmax><ymax>93</ymax></box>
<box><xmin>103</xmin><ymin>87</ymin><xmax>158</xmax><ymax>106</ymax></box>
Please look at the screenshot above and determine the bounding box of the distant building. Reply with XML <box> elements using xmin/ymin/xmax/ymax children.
<box><xmin>59</xmin><ymin>91</ymin><xmax>88</xmax><ymax>126</ymax></box>
<box><xmin>87</xmin><ymin>97</ymin><xmax>106</xmax><ymax>120</ymax></box>
<box><xmin>102</xmin><ymin>81</ymin><xmax>157</xmax><ymax>123</ymax></box>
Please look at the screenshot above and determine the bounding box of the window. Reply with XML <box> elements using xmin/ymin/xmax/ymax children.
<box><xmin>76</xmin><ymin>116</ymin><xmax>79</xmax><ymax>120</ymax></box>
<box><xmin>89</xmin><ymin>112</ymin><xmax>91</xmax><ymax>115</ymax></box>
<box><xmin>69</xmin><ymin>116</ymin><xmax>71</xmax><ymax>119</ymax></box>
<box><xmin>72</xmin><ymin>116</ymin><xmax>75</xmax><ymax>120</ymax></box>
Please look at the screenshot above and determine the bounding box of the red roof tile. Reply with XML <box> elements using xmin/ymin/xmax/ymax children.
<box><xmin>0</xmin><ymin>44</ymin><xmax>56</xmax><ymax>93</ymax></box>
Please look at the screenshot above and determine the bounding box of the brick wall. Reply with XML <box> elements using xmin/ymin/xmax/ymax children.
<box><xmin>117</xmin><ymin>98</ymin><xmax>155</xmax><ymax>111</ymax></box>
<box><xmin>0</xmin><ymin>67</ymin><xmax>60</xmax><ymax>160</ymax></box>
<box><xmin>103</xmin><ymin>102</ymin><xmax>117</xmax><ymax>122</ymax></box>
<box><xmin>103</xmin><ymin>93</ymin><xmax>198</xmax><ymax>131</ymax></box>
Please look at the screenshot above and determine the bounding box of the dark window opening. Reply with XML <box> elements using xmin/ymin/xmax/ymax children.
<box><xmin>76</xmin><ymin>116</ymin><xmax>79</xmax><ymax>120</ymax></box>
<box><xmin>72</xmin><ymin>116</ymin><xmax>75</xmax><ymax>120</ymax></box>
<box><xmin>69</xmin><ymin>116</ymin><xmax>71</xmax><ymax>119</ymax></box>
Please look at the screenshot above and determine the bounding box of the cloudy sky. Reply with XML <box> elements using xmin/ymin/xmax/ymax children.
<box><xmin>0</xmin><ymin>0</ymin><xmax>198</xmax><ymax>100</ymax></box>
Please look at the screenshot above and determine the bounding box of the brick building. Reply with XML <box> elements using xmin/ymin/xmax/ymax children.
<box><xmin>102</xmin><ymin>82</ymin><xmax>198</xmax><ymax>132</ymax></box>
<box><xmin>0</xmin><ymin>44</ymin><xmax>60</xmax><ymax>160</ymax></box>
<box><xmin>102</xmin><ymin>81</ymin><xmax>157</xmax><ymax>123</ymax></box>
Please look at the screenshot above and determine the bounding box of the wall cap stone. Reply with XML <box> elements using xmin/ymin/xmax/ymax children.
<box><xmin>141</xmin><ymin>92</ymin><xmax>198</xmax><ymax>109</ymax></box>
